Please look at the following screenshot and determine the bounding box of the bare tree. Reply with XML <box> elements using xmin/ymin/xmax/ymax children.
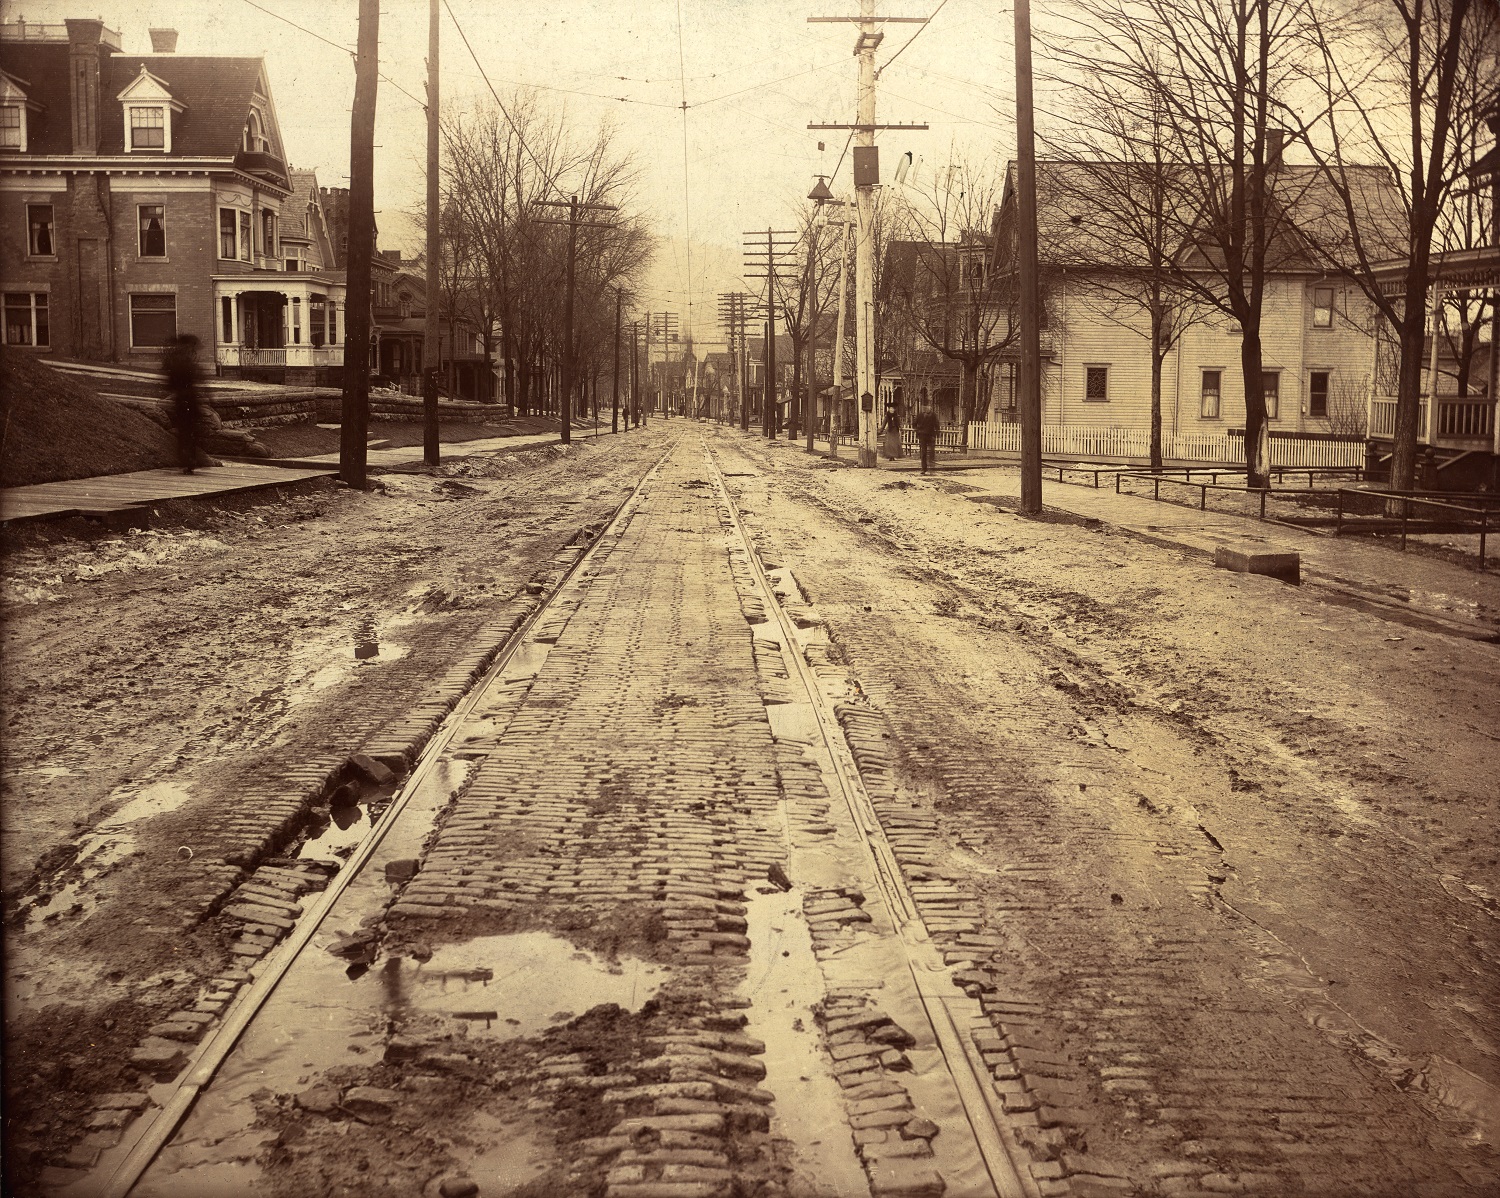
<box><xmin>439</xmin><ymin>93</ymin><xmax>655</xmax><ymax>422</ymax></box>
<box><xmin>1326</xmin><ymin>371</ymin><xmax>1372</xmax><ymax>435</ymax></box>
<box><xmin>1049</xmin><ymin>0</ymin><xmax>1321</xmax><ymax>486</ymax></box>
<box><xmin>1040</xmin><ymin>86</ymin><xmax>1216</xmax><ymax>468</ymax></box>
<box><xmin>1295</xmin><ymin>0</ymin><xmax>1495</xmax><ymax>487</ymax></box>
<box><xmin>884</xmin><ymin>158</ymin><xmax>1016</xmax><ymax>450</ymax></box>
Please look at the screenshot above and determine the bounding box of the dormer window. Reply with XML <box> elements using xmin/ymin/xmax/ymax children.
<box><xmin>130</xmin><ymin>106</ymin><xmax>165</xmax><ymax>149</ymax></box>
<box><xmin>118</xmin><ymin>67</ymin><xmax>183</xmax><ymax>154</ymax></box>
<box><xmin>0</xmin><ymin>70</ymin><xmax>41</xmax><ymax>152</ymax></box>
<box><xmin>0</xmin><ymin>105</ymin><xmax>21</xmax><ymax>150</ymax></box>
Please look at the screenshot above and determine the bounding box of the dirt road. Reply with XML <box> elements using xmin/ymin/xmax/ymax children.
<box><xmin>1</xmin><ymin>432</ymin><xmax>668</xmax><ymax>1188</ymax></box>
<box><xmin>3</xmin><ymin>424</ymin><xmax>1495</xmax><ymax>1197</ymax></box>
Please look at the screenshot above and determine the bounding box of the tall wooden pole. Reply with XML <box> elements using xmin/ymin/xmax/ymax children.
<box><xmin>831</xmin><ymin>215</ymin><xmax>849</xmax><ymax>458</ymax></box>
<box><xmin>560</xmin><ymin>196</ymin><xmax>577</xmax><ymax>445</ymax></box>
<box><xmin>611</xmin><ymin>289</ymin><xmax>621</xmax><ymax>434</ymax></box>
<box><xmin>1015</xmin><ymin>0</ymin><xmax>1043</xmax><ymax>514</ymax></box>
<box><xmin>631</xmin><ymin>323</ymin><xmax>639</xmax><ymax>428</ymax></box>
<box><xmin>854</xmin><ymin>0</ymin><xmax>878</xmax><ymax>467</ymax></box>
<box><xmin>422</xmin><ymin>0</ymin><xmax>440</xmax><ymax>465</ymax></box>
<box><xmin>340</xmin><ymin>0</ymin><xmax>379</xmax><ymax>489</ymax></box>
<box><xmin>805</xmin><ymin>217</ymin><xmax>819</xmax><ymax>453</ymax></box>
<box><xmin>765</xmin><ymin>230</ymin><xmax>776</xmax><ymax>438</ymax></box>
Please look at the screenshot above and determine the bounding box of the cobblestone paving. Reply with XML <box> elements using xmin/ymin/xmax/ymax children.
<box><xmin>719</xmin><ymin>432</ymin><xmax>1497</xmax><ymax>1198</ymax></box>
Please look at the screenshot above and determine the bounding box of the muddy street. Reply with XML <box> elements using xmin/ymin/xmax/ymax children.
<box><xmin>3</xmin><ymin>425</ymin><xmax>1497</xmax><ymax>1198</ymax></box>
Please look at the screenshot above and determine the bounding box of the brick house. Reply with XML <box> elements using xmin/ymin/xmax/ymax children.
<box><xmin>0</xmin><ymin>17</ymin><xmax>345</xmax><ymax>383</ymax></box>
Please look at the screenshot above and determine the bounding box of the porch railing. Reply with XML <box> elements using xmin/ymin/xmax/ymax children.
<box><xmin>1436</xmin><ymin>397</ymin><xmax>1495</xmax><ymax>440</ymax></box>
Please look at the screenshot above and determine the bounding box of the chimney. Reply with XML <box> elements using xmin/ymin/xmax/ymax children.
<box><xmin>65</xmin><ymin>18</ymin><xmax>109</xmax><ymax>155</ymax></box>
<box><xmin>148</xmin><ymin>28</ymin><xmax>178</xmax><ymax>53</ymax></box>
<box><xmin>1266</xmin><ymin>129</ymin><xmax>1285</xmax><ymax>171</ymax></box>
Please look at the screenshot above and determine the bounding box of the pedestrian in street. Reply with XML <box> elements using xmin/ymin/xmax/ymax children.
<box><xmin>912</xmin><ymin>399</ymin><xmax>940</xmax><ymax>475</ymax></box>
<box><xmin>163</xmin><ymin>333</ymin><xmax>204</xmax><ymax>474</ymax></box>
<box><xmin>880</xmin><ymin>403</ymin><xmax>903</xmax><ymax>460</ymax></box>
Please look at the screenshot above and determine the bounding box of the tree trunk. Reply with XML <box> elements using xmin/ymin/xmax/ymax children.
<box><xmin>1239</xmin><ymin>330</ymin><xmax>1269</xmax><ymax>488</ymax></box>
<box><xmin>1149</xmin><ymin>345</ymin><xmax>1164</xmax><ymax>472</ymax></box>
<box><xmin>960</xmin><ymin>359</ymin><xmax>978</xmax><ymax>452</ymax></box>
<box><xmin>1391</xmin><ymin>312</ymin><xmax>1426</xmax><ymax>490</ymax></box>
<box><xmin>788</xmin><ymin>339</ymin><xmax>802</xmax><ymax>441</ymax></box>
<box><xmin>517</xmin><ymin>345</ymin><xmax>532</xmax><ymax>416</ymax></box>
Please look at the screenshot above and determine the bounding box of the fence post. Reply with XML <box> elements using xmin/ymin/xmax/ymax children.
<box><xmin>1200</xmin><ymin>484</ymin><xmax>1206</xmax><ymax>511</ymax></box>
<box><xmin>1336</xmin><ymin>490</ymin><xmax>1343</xmax><ymax>537</ymax></box>
<box><xmin>1401</xmin><ymin>499</ymin><xmax>1408</xmax><ymax>551</ymax></box>
<box><xmin>1260</xmin><ymin>490</ymin><xmax>1267</xmax><ymax>521</ymax></box>
<box><xmin>1481</xmin><ymin>509</ymin><xmax>1488</xmax><ymax>571</ymax></box>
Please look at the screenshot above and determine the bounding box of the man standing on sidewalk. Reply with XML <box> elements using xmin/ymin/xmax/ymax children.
<box><xmin>912</xmin><ymin>399</ymin><xmax>940</xmax><ymax>475</ymax></box>
<box><xmin>163</xmin><ymin>334</ymin><xmax>203</xmax><ymax>474</ymax></box>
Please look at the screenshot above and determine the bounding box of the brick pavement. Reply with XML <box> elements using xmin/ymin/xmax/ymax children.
<box><xmin>378</xmin><ymin>437</ymin><xmax>851</xmax><ymax>1196</ymax></box>
<box><xmin>721</xmin><ymin>433</ymin><xmax>1495</xmax><ymax>1198</ymax></box>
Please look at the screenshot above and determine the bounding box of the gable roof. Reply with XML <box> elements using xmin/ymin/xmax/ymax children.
<box><xmin>0</xmin><ymin>40</ymin><xmax>268</xmax><ymax>160</ymax></box>
<box><xmin>997</xmin><ymin>159</ymin><xmax>1407</xmax><ymax>276</ymax></box>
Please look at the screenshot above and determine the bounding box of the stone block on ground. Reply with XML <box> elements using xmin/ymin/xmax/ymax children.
<box><xmin>1213</xmin><ymin>545</ymin><xmax>1299</xmax><ymax>583</ymax></box>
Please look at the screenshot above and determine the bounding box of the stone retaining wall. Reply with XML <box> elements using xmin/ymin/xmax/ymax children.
<box><xmin>314</xmin><ymin>394</ymin><xmax>508</xmax><ymax>425</ymax></box>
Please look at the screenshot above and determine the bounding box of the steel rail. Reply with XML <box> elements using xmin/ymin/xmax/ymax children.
<box><xmin>702</xmin><ymin>437</ymin><xmax>1038</xmax><ymax>1198</ymax></box>
<box><xmin>99</xmin><ymin>448</ymin><xmax>672</xmax><ymax>1198</ymax></box>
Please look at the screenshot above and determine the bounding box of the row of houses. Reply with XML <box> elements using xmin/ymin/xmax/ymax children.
<box><xmin>876</xmin><ymin>159</ymin><xmax>1498</xmax><ymax>470</ymax></box>
<box><xmin>0</xmin><ymin>15</ymin><xmax>494</xmax><ymax>398</ymax></box>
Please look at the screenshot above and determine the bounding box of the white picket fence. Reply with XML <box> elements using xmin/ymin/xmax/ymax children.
<box><xmin>957</xmin><ymin>422</ymin><xmax>1365</xmax><ymax>469</ymax></box>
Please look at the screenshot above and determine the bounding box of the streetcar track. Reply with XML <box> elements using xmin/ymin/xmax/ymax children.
<box><xmin>704</xmin><ymin>436</ymin><xmax>1038</xmax><ymax>1198</ymax></box>
<box><xmin>94</xmin><ymin>449</ymin><xmax>673</xmax><ymax>1198</ymax></box>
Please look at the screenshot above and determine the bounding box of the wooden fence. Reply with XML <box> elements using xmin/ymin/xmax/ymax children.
<box><xmin>908</xmin><ymin>423</ymin><xmax>1367</xmax><ymax>469</ymax></box>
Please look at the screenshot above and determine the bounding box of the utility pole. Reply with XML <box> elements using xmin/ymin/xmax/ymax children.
<box><xmin>422</xmin><ymin>0</ymin><xmax>440</xmax><ymax>467</ymax></box>
<box><xmin>743</xmin><ymin>228</ymin><xmax>798</xmax><ymax>439</ymax></box>
<box><xmin>809</xmin><ymin>6</ymin><xmax>927</xmax><ymax>467</ymax></box>
<box><xmin>1014</xmin><ymin>0</ymin><xmax>1043</xmax><ymax>513</ymax></box>
<box><xmin>563</xmin><ymin>196</ymin><xmax>576</xmax><ymax>444</ymax></box>
<box><xmin>340</xmin><ymin>0</ymin><xmax>379</xmax><ymax>489</ymax></box>
<box><xmin>829</xmin><ymin>202</ymin><xmax>852</xmax><ymax>458</ymax></box>
<box><xmin>536</xmin><ymin>196</ymin><xmax>617</xmax><ymax>446</ymax></box>
<box><xmin>612</xmin><ymin>289</ymin><xmax>621</xmax><ymax>434</ymax></box>
<box><xmin>630</xmin><ymin>320</ymin><xmax>640</xmax><ymax>428</ymax></box>
<box><xmin>767</xmin><ymin>234</ymin><xmax>777</xmax><ymax>438</ymax></box>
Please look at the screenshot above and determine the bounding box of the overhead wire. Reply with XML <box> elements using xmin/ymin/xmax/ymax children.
<box><xmin>239</xmin><ymin>0</ymin><xmax>426</xmax><ymax>110</ymax></box>
<box><xmin>441</xmin><ymin>0</ymin><xmax>569</xmax><ymax>203</ymax></box>
<box><xmin>876</xmin><ymin>0</ymin><xmax>954</xmax><ymax>79</ymax></box>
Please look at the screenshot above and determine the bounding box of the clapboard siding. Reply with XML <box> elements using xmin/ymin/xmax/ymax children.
<box><xmin>1040</xmin><ymin>276</ymin><xmax>1375</xmax><ymax>436</ymax></box>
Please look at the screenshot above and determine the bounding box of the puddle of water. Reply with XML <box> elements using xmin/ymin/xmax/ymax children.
<box><xmin>742</xmin><ymin>888</ymin><xmax>869</xmax><ymax>1198</ymax></box>
<box><xmin>381</xmin><ymin>932</ymin><xmax>665</xmax><ymax>1038</ymax></box>
<box><xmin>296</xmin><ymin>800</ymin><xmax>373</xmax><ymax>860</ymax></box>
<box><xmin>104</xmin><ymin>782</ymin><xmax>194</xmax><ymax>828</ymax></box>
<box><xmin>23</xmin><ymin>783</ymin><xmax>195</xmax><ymax>931</ymax></box>
<box><xmin>453</xmin><ymin>1111</ymin><xmax>550</xmax><ymax>1193</ymax></box>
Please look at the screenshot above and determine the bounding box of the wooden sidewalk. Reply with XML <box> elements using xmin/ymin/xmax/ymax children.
<box><xmin>0</xmin><ymin>462</ymin><xmax>338</xmax><ymax>524</ymax></box>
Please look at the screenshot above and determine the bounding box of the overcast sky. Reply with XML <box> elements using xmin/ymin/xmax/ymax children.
<box><xmin>27</xmin><ymin>0</ymin><xmax>1029</xmax><ymax>339</ymax></box>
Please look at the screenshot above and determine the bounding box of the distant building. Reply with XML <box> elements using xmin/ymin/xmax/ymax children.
<box><xmin>0</xmin><ymin>16</ymin><xmax>345</xmax><ymax>382</ymax></box>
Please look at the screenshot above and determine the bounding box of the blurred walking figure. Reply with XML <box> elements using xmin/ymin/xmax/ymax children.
<box><xmin>163</xmin><ymin>333</ymin><xmax>203</xmax><ymax>474</ymax></box>
<box><xmin>912</xmin><ymin>399</ymin><xmax>940</xmax><ymax>474</ymax></box>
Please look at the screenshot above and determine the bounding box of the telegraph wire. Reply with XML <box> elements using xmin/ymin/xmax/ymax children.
<box><xmin>239</xmin><ymin>0</ymin><xmax>426</xmax><ymax>110</ymax></box>
<box><xmin>877</xmin><ymin>0</ymin><xmax>954</xmax><ymax>79</ymax></box>
<box><xmin>442</xmin><ymin>0</ymin><xmax>569</xmax><ymax>203</ymax></box>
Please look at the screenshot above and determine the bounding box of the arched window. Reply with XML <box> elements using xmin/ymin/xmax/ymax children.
<box><xmin>245</xmin><ymin>111</ymin><xmax>264</xmax><ymax>152</ymax></box>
